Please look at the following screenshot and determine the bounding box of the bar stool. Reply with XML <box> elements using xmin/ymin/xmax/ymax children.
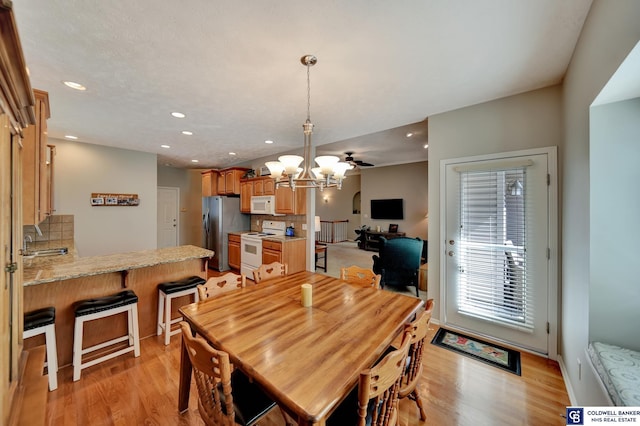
<box><xmin>156</xmin><ymin>275</ymin><xmax>205</xmax><ymax>345</ymax></box>
<box><xmin>72</xmin><ymin>290</ymin><xmax>140</xmax><ymax>381</ymax></box>
<box><xmin>315</xmin><ymin>243</ymin><xmax>327</xmax><ymax>272</ymax></box>
<box><xmin>23</xmin><ymin>307</ymin><xmax>58</xmax><ymax>391</ymax></box>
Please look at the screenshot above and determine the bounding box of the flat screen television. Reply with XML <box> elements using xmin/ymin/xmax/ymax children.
<box><xmin>370</xmin><ymin>198</ymin><xmax>404</xmax><ymax>220</ymax></box>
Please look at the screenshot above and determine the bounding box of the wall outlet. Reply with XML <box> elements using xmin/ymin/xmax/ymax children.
<box><xmin>302</xmin><ymin>224</ymin><xmax>307</xmax><ymax>230</ymax></box>
<box><xmin>256</xmin><ymin>220</ymin><xmax>260</xmax><ymax>226</ymax></box>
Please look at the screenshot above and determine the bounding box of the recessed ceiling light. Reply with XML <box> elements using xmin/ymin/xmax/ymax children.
<box><xmin>64</xmin><ymin>135</ymin><xmax>78</xmax><ymax>140</ymax></box>
<box><xmin>424</xmin><ymin>144</ymin><xmax>429</xmax><ymax>149</ymax></box>
<box><xmin>191</xmin><ymin>159</ymin><xmax>199</xmax><ymax>163</ymax></box>
<box><xmin>406</xmin><ymin>132</ymin><xmax>414</xmax><ymax>138</ymax></box>
<box><xmin>181</xmin><ymin>130</ymin><xmax>193</xmax><ymax>136</ymax></box>
<box><xmin>161</xmin><ymin>145</ymin><xmax>170</xmax><ymax>149</ymax></box>
<box><xmin>229</xmin><ymin>152</ymin><xmax>237</xmax><ymax>156</ymax></box>
<box><xmin>171</xmin><ymin>112</ymin><xmax>186</xmax><ymax>118</ymax></box>
<box><xmin>265</xmin><ymin>140</ymin><xmax>274</xmax><ymax>144</ymax></box>
<box><xmin>63</xmin><ymin>81</ymin><xmax>86</xmax><ymax>91</ymax></box>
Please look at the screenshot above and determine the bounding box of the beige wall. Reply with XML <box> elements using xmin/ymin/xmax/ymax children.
<box><xmin>315</xmin><ymin>173</ymin><xmax>361</xmax><ymax>240</ymax></box>
<box><xmin>52</xmin><ymin>138</ymin><xmax>158</xmax><ymax>256</ymax></box>
<box><xmin>561</xmin><ymin>0</ymin><xmax>640</xmax><ymax>406</ymax></box>
<box><xmin>360</xmin><ymin>162</ymin><xmax>428</xmax><ymax>240</ymax></box>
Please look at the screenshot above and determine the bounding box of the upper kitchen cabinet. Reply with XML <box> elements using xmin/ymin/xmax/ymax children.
<box><xmin>201</xmin><ymin>170</ymin><xmax>219</xmax><ymax>197</ymax></box>
<box><xmin>275</xmin><ymin>186</ymin><xmax>306</xmax><ymax>215</ymax></box>
<box><xmin>240</xmin><ymin>179</ymin><xmax>252</xmax><ymax>213</ymax></box>
<box><xmin>240</xmin><ymin>177</ymin><xmax>276</xmax><ymax>213</ymax></box>
<box><xmin>253</xmin><ymin>177</ymin><xmax>275</xmax><ymax>196</ymax></box>
<box><xmin>23</xmin><ymin>89</ymin><xmax>52</xmax><ymax>225</ymax></box>
<box><xmin>217</xmin><ymin>167</ymin><xmax>249</xmax><ymax>196</ymax></box>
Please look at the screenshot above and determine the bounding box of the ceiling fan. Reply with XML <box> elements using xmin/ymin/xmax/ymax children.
<box><xmin>344</xmin><ymin>152</ymin><xmax>375</xmax><ymax>168</ymax></box>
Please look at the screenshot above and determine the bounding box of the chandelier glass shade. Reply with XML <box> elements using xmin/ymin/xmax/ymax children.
<box><xmin>265</xmin><ymin>55</ymin><xmax>349</xmax><ymax>191</ymax></box>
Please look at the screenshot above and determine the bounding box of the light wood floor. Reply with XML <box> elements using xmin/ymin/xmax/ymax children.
<box><xmin>44</xmin><ymin>323</ymin><xmax>570</xmax><ymax>425</ymax></box>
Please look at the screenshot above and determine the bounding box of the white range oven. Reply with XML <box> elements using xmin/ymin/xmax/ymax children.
<box><xmin>240</xmin><ymin>220</ymin><xmax>286</xmax><ymax>279</ymax></box>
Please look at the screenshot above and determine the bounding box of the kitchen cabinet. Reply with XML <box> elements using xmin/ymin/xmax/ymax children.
<box><xmin>262</xmin><ymin>239</ymin><xmax>306</xmax><ymax>274</ymax></box>
<box><xmin>22</xmin><ymin>89</ymin><xmax>51</xmax><ymax>225</ymax></box>
<box><xmin>240</xmin><ymin>177</ymin><xmax>276</xmax><ymax>213</ymax></box>
<box><xmin>0</xmin><ymin>4</ymin><xmax>38</xmax><ymax>424</ymax></box>
<box><xmin>228</xmin><ymin>234</ymin><xmax>241</xmax><ymax>270</ymax></box>
<box><xmin>253</xmin><ymin>177</ymin><xmax>275</xmax><ymax>196</ymax></box>
<box><xmin>240</xmin><ymin>180</ymin><xmax>252</xmax><ymax>213</ymax></box>
<box><xmin>275</xmin><ymin>186</ymin><xmax>307</xmax><ymax>215</ymax></box>
<box><xmin>201</xmin><ymin>170</ymin><xmax>219</xmax><ymax>197</ymax></box>
<box><xmin>217</xmin><ymin>167</ymin><xmax>249</xmax><ymax>196</ymax></box>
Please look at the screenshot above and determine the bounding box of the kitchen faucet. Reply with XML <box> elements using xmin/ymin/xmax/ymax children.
<box><xmin>23</xmin><ymin>235</ymin><xmax>32</xmax><ymax>253</ymax></box>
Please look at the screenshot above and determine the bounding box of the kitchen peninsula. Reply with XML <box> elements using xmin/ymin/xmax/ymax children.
<box><xmin>23</xmin><ymin>244</ymin><xmax>213</xmax><ymax>366</ymax></box>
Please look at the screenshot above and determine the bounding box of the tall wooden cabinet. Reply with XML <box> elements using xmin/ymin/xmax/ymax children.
<box><xmin>201</xmin><ymin>170</ymin><xmax>219</xmax><ymax>197</ymax></box>
<box><xmin>22</xmin><ymin>89</ymin><xmax>52</xmax><ymax>225</ymax></box>
<box><xmin>217</xmin><ymin>167</ymin><xmax>249</xmax><ymax>195</ymax></box>
<box><xmin>0</xmin><ymin>4</ymin><xmax>38</xmax><ymax>424</ymax></box>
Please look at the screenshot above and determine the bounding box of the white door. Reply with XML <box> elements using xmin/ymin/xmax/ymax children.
<box><xmin>157</xmin><ymin>187</ymin><xmax>179</xmax><ymax>248</ymax></box>
<box><xmin>441</xmin><ymin>148</ymin><xmax>557</xmax><ymax>355</ymax></box>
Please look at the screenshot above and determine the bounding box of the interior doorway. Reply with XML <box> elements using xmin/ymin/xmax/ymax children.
<box><xmin>157</xmin><ymin>187</ymin><xmax>179</xmax><ymax>248</ymax></box>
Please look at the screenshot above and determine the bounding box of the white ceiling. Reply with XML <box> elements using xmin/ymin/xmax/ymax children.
<box><xmin>13</xmin><ymin>0</ymin><xmax>592</xmax><ymax>169</ymax></box>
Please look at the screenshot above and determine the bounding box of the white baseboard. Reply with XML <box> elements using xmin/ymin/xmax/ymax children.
<box><xmin>558</xmin><ymin>354</ymin><xmax>578</xmax><ymax>406</ymax></box>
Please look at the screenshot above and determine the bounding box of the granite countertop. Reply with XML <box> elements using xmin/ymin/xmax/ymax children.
<box><xmin>263</xmin><ymin>235</ymin><xmax>306</xmax><ymax>242</ymax></box>
<box><xmin>23</xmin><ymin>242</ymin><xmax>214</xmax><ymax>286</ymax></box>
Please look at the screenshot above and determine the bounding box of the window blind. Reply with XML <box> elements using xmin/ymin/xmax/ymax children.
<box><xmin>458</xmin><ymin>168</ymin><xmax>534</xmax><ymax>331</ymax></box>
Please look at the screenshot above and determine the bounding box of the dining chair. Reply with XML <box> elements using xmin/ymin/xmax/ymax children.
<box><xmin>252</xmin><ymin>262</ymin><xmax>288</xmax><ymax>283</ymax></box>
<box><xmin>179</xmin><ymin>321</ymin><xmax>277</xmax><ymax>426</ymax></box>
<box><xmin>327</xmin><ymin>330</ymin><xmax>412</xmax><ymax>426</ymax></box>
<box><xmin>397</xmin><ymin>298</ymin><xmax>434</xmax><ymax>421</ymax></box>
<box><xmin>340</xmin><ymin>265</ymin><xmax>381</xmax><ymax>288</ymax></box>
<box><xmin>198</xmin><ymin>272</ymin><xmax>246</xmax><ymax>300</ymax></box>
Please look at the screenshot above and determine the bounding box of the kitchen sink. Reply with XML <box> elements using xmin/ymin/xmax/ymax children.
<box><xmin>24</xmin><ymin>247</ymin><xmax>69</xmax><ymax>257</ymax></box>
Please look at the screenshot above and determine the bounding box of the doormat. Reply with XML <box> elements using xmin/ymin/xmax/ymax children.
<box><xmin>431</xmin><ymin>328</ymin><xmax>521</xmax><ymax>375</ymax></box>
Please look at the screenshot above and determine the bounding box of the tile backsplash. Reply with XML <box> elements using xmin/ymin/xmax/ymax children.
<box><xmin>251</xmin><ymin>214</ymin><xmax>308</xmax><ymax>238</ymax></box>
<box><xmin>23</xmin><ymin>215</ymin><xmax>74</xmax><ymax>242</ymax></box>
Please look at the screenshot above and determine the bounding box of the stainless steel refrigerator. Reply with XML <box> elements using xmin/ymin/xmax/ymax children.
<box><xmin>202</xmin><ymin>196</ymin><xmax>249</xmax><ymax>271</ymax></box>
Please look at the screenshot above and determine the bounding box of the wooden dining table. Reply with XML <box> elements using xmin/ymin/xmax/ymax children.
<box><xmin>178</xmin><ymin>271</ymin><xmax>424</xmax><ymax>425</ymax></box>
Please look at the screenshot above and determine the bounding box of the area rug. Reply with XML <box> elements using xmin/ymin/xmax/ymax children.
<box><xmin>431</xmin><ymin>328</ymin><xmax>521</xmax><ymax>375</ymax></box>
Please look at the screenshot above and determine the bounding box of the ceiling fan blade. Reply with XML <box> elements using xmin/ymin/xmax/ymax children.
<box><xmin>359</xmin><ymin>162</ymin><xmax>374</xmax><ymax>167</ymax></box>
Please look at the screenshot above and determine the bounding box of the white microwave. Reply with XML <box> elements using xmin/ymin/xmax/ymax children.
<box><xmin>251</xmin><ymin>195</ymin><xmax>279</xmax><ymax>215</ymax></box>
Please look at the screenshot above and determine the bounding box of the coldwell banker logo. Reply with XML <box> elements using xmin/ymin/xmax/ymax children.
<box><xmin>567</xmin><ymin>408</ymin><xmax>584</xmax><ymax>425</ymax></box>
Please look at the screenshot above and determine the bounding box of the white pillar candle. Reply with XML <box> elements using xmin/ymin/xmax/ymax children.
<box><xmin>301</xmin><ymin>283</ymin><xmax>312</xmax><ymax>307</ymax></box>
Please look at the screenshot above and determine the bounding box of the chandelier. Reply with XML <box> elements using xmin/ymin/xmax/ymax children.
<box><xmin>265</xmin><ymin>55</ymin><xmax>350</xmax><ymax>191</ymax></box>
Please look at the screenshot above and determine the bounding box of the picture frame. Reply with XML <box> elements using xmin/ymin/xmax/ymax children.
<box><xmin>388</xmin><ymin>224</ymin><xmax>399</xmax><ymax>233</ymax></box>
<box><xmin>259</xmin><ymin>166</ymin><xmax>271</xmax><ymax>176</ymax></box>
<box><xmin>91</xmin><ymin>197</ymin><xmax>104</xmax><ymax>206</ymax></box>
<box><xmin>106</xmin><ymin>197</ymin><xmax>118</xmax><ymax>205</ymax></box>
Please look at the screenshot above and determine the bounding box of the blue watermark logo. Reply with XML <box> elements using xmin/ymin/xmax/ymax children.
<box><xmin>566</xmin><ymin>407</ymin><xmax>584</xmax><ymax>425</ymax></box>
